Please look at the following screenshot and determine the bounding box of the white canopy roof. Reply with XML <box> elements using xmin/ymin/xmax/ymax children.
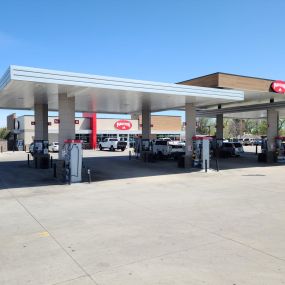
<box><xmin>0</xmin><ymin>66</ymin><xmax>244</xmax><ymax>113</ymax></box>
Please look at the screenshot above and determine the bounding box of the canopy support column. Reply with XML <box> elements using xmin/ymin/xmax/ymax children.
<box><xmin>216</xmin><ymin>114</ymin><xmax>223</xmax><ymax>140</ymax></box>
<box><xmin>34</xmin><ymin>103</ymin><xmax>48</xmax><ymax>140</ymax></box>
<box><xmin>185</xmin><ymin>103</ymin><xmax>196</xmax><ymax>168</ymax></box>
<box><xmin>58</xmin><ymin>93</ymin><xmax>75</xmax><ymax>158</ymax></box>
<box><xmin>267</xmin><ymin>109</ymin><xmax>279</xmax><ymax>162</ymax></box>
<box><xmin>142</xmin><ymin>104</ymin><xmax>151</xmax><ymax>140</ymax></box>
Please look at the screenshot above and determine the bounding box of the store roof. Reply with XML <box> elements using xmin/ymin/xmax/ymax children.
<box><xmin>179</xmin><ymin>72</ymin><xmax>285</xmax><ymax>119</ymax></box>
<box><xmin>0</xmin><ymin>66</ymin><xmax>243</xmax><ymax>114</ymax></box>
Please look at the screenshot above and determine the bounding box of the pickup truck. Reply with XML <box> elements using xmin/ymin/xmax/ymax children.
<box><xmin>152</xmin><ymin>139</ymin><xmax>185</xmax><ymax>159</ymax></box>
<box><xmin>48</xmin><ymin>142</ymin><xmax>59</xmax><ymax>152</ymax></box>
<box><xmin>99</xmin><ymin>138</ymin><xmax>127</xmax><ymax>151</ymax></box>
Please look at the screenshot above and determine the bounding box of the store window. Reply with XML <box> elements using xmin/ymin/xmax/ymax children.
<box><xmin>119</xmin><ymin>134</ymin><xmax>128</xmax><ymax>141</ymax></box>
<box><xmin>97</xmin><ymin>134</ymin><xmax>118</xmax><ymax>143</ymax></box>
<box><xmin>75</xmin><ymin>134</ymin><xmax>90</xmax><ymax>149</ymax></box>
<box><xmin>156</xmin><ymin>134</ymin><xmax>181</xmax><ymax>140</ymax></box>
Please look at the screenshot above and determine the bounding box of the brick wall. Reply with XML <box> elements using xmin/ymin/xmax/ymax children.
<box><xmin>138</xmin><ymin>115</ymin><xmax>182</xmax><ymax>131</ymax></box>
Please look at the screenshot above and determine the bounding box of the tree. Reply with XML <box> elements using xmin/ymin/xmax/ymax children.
<box><xmin>226</xmin><ymin>119</ymin><xmax>243</xmax><ymax>138</ymax></box>
<box><xmin>244</xmin><ymin>120</ymin><xmax>259</xmax><ymax>134</ymax></box>
<box><xmin>0</xmin><ymin>128</ymin><xmax>9</xmax><ymax>139</ymax></box>
<box><xmin>279</xmin><ymin>119</ymin><xmax>285</xmax><ymax>135</ymax></box>
<box><xmin>196</xmin><ymin>118</ymin><xmax>215</xmax><ymax>135</ymax></box>
<box><xmin>256</xmin><ymin>120</ymin><xmax>267</xmax><ymax>136</ymax></box>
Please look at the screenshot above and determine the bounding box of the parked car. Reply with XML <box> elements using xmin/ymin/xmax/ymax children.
<box><xmin>220</xmin><ymin>142</ymin><xmax>244</xmax><ymax>157</ymax></box>
<box><xmin>49</xmin><ymin>142</ymin><xmax>59</xmax><ymax>152</ymax></box>
<box><xmin>152</xmin><ymin>140</ymin><xmax>185</xmax><ymax>159</ymax></box>
<box><xmin>242</xmin><ymin>138</ymin><xmax>254</xmax><ymax>146</ymax></box>
<box><xmin>99</xmin><ymin>138</ymin><xmax>127</xmax><ymax>151</ymax></box>
<box><xmin>253</xmin><ymin>139</ymin><xmax>262</xmax><ymax>146</ymax></box>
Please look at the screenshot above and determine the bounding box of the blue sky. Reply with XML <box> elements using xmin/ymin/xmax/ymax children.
<box><xmin>0</xmin><ymin>0</ymin><xmax>284</xmax><ymax>126</ymax></box>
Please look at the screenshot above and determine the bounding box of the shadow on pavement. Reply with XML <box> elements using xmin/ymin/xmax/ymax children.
<box><xmin>81</xmin><ymin>155</ymin><xmax>193</xmax><ymax>182</ymax></box>
<box><xmin>0</xmin><ymin>151</ymin><xmax>284</xmax><ymax>190</ymax></box>
<box><xmin>215</xmin><ymin>152</ymin><xmax>283</xmax><ymax>170</ymax></box>
<box><xmin>0</xmin><ymin>160</ymin><xmax>63</xmax><ymax>190</ymax></box>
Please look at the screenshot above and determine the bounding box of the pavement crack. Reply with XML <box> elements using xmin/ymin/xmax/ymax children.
<box><xmin>93</xmin><ymin>239</ymin><xmax>222</xmax><ymax>274</ymax></box>
<box><xmin>6</xmin><ymin>189</ymin><xmax>99</xmax><ymax>285</ymax></box>
<box><xmin>50</xmin><ymin>275</ymin><xmax>88</xmax><ymax>285</ymax></box>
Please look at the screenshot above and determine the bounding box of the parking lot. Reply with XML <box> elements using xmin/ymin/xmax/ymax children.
<box><xmin>0</xmin><ymin>149</ymin><xmax>285</xmax><ymax>285</ymax></box>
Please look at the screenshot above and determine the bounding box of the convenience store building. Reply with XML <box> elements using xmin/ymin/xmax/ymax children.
<box><xmin>7</xmin><ymin>113</ymin><xmax>183</xmax><ymax>149</ymax></box>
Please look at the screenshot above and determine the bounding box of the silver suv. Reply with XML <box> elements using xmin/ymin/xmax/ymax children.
<box><xmin>221</xmin><ymin>142</ymin><xmax>244</xmax><ymax>157</ymax></box>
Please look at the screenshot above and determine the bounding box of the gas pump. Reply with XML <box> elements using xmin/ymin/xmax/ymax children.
<box><xmin>258</xmin><ymin>136</ymin><xmax>268</xmax><ymax>162</ymax></box>
<box><xmin>33</xmin><ymin>140</ymin><xmax>49</xmax><ymax>155</ymax></box>
<box><xmin>260</xmin><ymin>136</ymin><xmax>268</xmax><ymax>153</ymax></box>
<box><xmin>275</xmin><ymin>136</ymin><xmax>285</xmax><ymax>162</ymax></box>
<box><xmin>210</xmin><ymin>136</ymin><xmax>223</xmax><ymax>158</ymax></box>
<box><xmin>192</xmin><ymin>136</ymin><xmax>211</xmax><ymax>170</ymax></box>
<box><xmin>140</xmin><ymin>139</ymin><xmax>153</xmax><ymax>162</ymax></box>
<box><xmin>141</xmin><ymin>139</ymin><xmax>151</xmax><ymax>152</ymax></box>
<box><xmin>33</xmin><ymin>140</ymin><xmax>50</xmax><ymax>168</ymax></box>
<box><xmin>62</xmin><ymin>140</ymin><xmax>83</xmax><ymax>183</ymax></box>
<box><xmin>16</xmin><ymin>139</ymin><xmax>24</xmax><ymax>151</ymax></box>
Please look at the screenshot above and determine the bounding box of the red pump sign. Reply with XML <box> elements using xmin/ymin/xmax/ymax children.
<box><xmin>271</xmin><ymin>80</ymin><xmax>285</xmax><ymax>94</ymax></box>
<box><xmin>114</xmin><ymin>120</ymin><xmax>132</xmax><ymax>130</ymax></box>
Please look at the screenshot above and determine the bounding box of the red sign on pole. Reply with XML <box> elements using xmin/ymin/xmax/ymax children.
<box><xmin>114</xmin><ymin>120</ymin><xmax>132</xmax><ymax>130</ymax></box>
<box><xmin>271</xmin><ymin>80</ymin><xmax>285</xmax><ymax>94</ymax></box>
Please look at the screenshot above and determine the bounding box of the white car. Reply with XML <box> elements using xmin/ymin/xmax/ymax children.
<box><xmin>49</xmin><ymin>142</ymin><xmax>59</xmax><ymax>152</ymax></box>
<box><xmin>99</xmin><ymin>138</ymin><xmax>127</xmax><ymax>151</ymax></box>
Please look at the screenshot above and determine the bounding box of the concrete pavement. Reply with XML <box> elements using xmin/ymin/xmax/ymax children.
<box><xmin>0</xmin><ymin>150</ymin><xmax>285</xmax><ymax>284</ymax></box>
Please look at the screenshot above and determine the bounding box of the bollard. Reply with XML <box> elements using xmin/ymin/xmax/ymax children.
<box><xmin>205</xmin><ymin>159</ymin><xmax>208</xmax><ymax>173</ymax></box>
<box><xmin>50</xmin><ymin>156</ymin><xmax>53</xmax><ymax>168</ymax></box>
<box><xmin>27</xmin><ymin>154</ymin><xmax>30</xmax><ymax>167</ymax></box>
<box><xmin>68</xmin><ymin>167</ymin><xmax>71</xmax><ymax>185</ymax></box>
<box><xmin>255</xmin><ymin>144</ymin><xmax>258</xmax><ymax>155</ymax></box>
<box><xmin>87</xmin><ymin>168</ymin><xmax>91</xmax><ymax>184</ymax></box>
<box><xmin>215</xmin><ymin>158</ymin><xmax>219</xmax><ymax>172</ymax></box>
<box><xmin>1</xmin><ymin>146</ymin><xmax>3</xmax><ymax>153</ymax></box>
<box><xmin>53</xmin><ymin>163</ymin><xmax>57</xmax><ymax>178</ymax></box>
<box><xmin>129</xmin><ymin>150</ymin><xmax>131</xmax><ymax>160</ymax></box>
<box><xmin>143</xmin><ymin>152</ymin><xmax>147</xmax><ymax>162</ymax></box>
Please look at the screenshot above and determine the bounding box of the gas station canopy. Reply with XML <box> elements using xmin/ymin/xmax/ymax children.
<box><xmin>0</xmin><ymin>66</ymin><xmax>244</xmax><ymax>113</ymax></box>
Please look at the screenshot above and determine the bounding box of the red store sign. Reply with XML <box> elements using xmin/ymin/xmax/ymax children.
<box><xmin>114</xmin><ymin>120</ymin><xmax>132</xmax><ymax>130</ymax></box>
<box><xmin>271</xmin><ymin>80</ymin><xmax>285</xmax><ymax>94</ymax></box>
